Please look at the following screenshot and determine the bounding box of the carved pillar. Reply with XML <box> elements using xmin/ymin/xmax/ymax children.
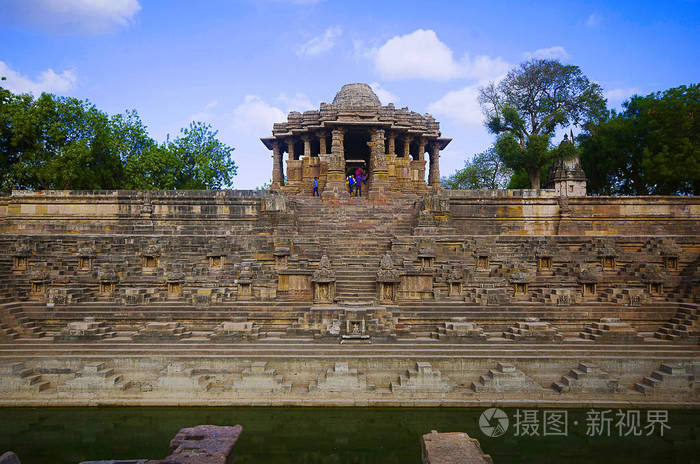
<box><xmin>318</xmin><ymin>132</ymin><xmax>327</xmax><ymax>156</ymax></box>
<box><xmin>271</xmin><ymin>140</ymin><xmax>282</xmax><ymax>189</ymax></box>
<box><xmin>302</xmin><ymin>135</ymin><xmax>311</xmax><ymax>158</ymax></box>
<box><xmin>369</xmin><ymin>128</ymin><xmax>389</xmax><ymax>195</ymax></box>
<box><xmin>286</xmin><ymin>137</ymin><xmax>295</xmax><ymax>161</ymax></box>
<box><xmin>417</xmin><ymin>138</ymin><xmax>426</xmax><ymax>161</ymax></box>
<box><xmin>388</xmin><ymin>132</ymin><xmax>396</xmax><ymax>156</ymax></box>
<box><xmin>403</xmin><ymin>136</ymin><xmax>412</xmax><ymax>158</ymax></box>
<box><xmin>429</xmin><ymin>143</ymin><xmax>441</xmax><ymax>187</ymax></box>
<box><xmin>324</xmin><ymin>128</ymin><xmax>346</xmax><ymax>193</ymax></box>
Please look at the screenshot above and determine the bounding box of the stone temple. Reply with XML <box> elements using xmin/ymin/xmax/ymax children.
<box><xmin>261</xmin><ymin>83</ymin><xmax>450</xmax><ymax>195</ymax></box>
<box><xmin>0</xmin><ymin>83</ymin><xmax>698</xmax><ymax>408</ymax></box>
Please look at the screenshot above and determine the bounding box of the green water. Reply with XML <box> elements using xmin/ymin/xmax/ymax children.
<box><xmin>0</xmin><ymin>407</ymin><xmax>698</xmax><ymax>463</ymax></box>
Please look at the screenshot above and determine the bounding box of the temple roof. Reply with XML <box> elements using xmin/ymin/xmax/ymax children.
<box><xmin>332</xmin><ymin>83</ymin><xmax>381</xmax><ymax>109</ymax></box>
<box><xmin>260</xmin><ymin>83</ymin><xmax>451</xmax><ymax>150</ymax></box>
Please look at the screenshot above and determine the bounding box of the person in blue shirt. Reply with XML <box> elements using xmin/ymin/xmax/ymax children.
<box><xmin>312</xmin><ymin>177</ymin><xmax>319</xmax><ymax>196</ymax></box>
<box><xmin>348</xmin><ymin>174</ymin><xmax>355</xmax><ymax>196</ymax></box>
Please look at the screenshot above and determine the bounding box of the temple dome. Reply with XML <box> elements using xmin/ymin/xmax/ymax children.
<box><xmin>332</xmin><ymin>83</ymin><xmax>381</xmax><ymax>109</ymax></box>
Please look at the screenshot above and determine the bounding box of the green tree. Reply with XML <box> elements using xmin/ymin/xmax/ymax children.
<box><xmin>479</xmin><ymin>59</ymin><xmax>606</xmax><ymax>188</ymax></box>
<box><xmin>4</xmin><ymin>92</ymin><xmax>124</xmax><ymax>190</ymax></box>
<box><xmin>580</xmin><ymin>84</ymin><xmax>700</xmax><ymax>195</ymax></box>
<box><xmin>167</xmin><ymin>121</ymin><xmax>237</xmax><ymax>189</ymax></box>
<box><xmin>0</xmin><ymin>82</ymin><xmax>238</xmax><ymax>191</ymax></box>
<box><xmin>442</xmin><ymin>147</ymin><xmax>511</xmax><ymax>189</ymax></box>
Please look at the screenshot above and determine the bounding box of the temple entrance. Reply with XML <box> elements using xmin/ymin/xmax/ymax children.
<box><xmin>344</xmin><ymin>130</ymin><xmax>370</xmax><ymax>168</ymax></box>
<box><xmin>344</xmin><ymin>130</ymin><xmax>370</xmax><ymax>190</ymax></box>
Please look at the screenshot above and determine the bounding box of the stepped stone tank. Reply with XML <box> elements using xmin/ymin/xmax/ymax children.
<box><xmin>0</xmin><ymin>83</ymin><xmax>698</xmax><ymax>407</ymax></box>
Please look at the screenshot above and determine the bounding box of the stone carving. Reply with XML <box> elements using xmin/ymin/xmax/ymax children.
<box><xmin>77</xmin><ymin>247</ymin><xmax>96</xmax><ymax>258</ymax></box>
<box><xmin>376</xmin><ymin>253</ymin><xmax>400</xmax><ymax>283</ymax></box>
<box><xmin>312</xmin><ymin>255</ymin><xmax>335</xmax><ymax>283</ymax></box>
<box><xmin>98</xmin><ymin>268</ymin><xmax>118</xmax><ymax>283</ymax></box>
<box><xmin>13</xmin><ymin>245</ymin><xmax>31</xmax><ymax>257</ymax></box>
<box><xmin>142</xmin><ymin>244</ymin><xmax>161</xmax><ymax>257</ymax></box>
<box><xmin>312</xmin><ymin>255</ymin><xmax>336</xmax><ymax>303</ymax></box>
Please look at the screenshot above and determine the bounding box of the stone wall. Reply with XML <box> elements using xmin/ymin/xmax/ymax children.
<box><xmin>0</xmin><ymin>189</ymin><xmax>698</xmax><ymax>407</ymax></box>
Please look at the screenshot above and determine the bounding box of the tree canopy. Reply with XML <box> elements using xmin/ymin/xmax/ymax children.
<box><xmin>441</xmin><ymin>148</ymin><xmax>511</xmax><ymax>190</ymax></box>
<box><xmin>579</xmin><ymin>84</ymin><xmax>700</xmax><ymax>195</ymax></box>
<box><xmin>0</xmin><ymin>83</ymin><xmax>237</xmax><ymax>192</ymax></box>
<box><xmin>479</xmin><ymin>59</ymin><xmax>606</xmax><ymax>188</ymax></box>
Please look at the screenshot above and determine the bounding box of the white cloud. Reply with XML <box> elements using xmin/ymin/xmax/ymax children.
<box><xmin>524</xmin><ymin>46</ymin><xmax>570</xmax><ymax>60</ymax></box>
<box><xmin>586</xmin><ymin>13</ymin><xmax>600</xmax><ymax>27</ymax></box>
<box><xmin>276</xmin><ymin>92</ymin><xmax>315</xmax><ymax>111</ymax></box>
<box><xmin>426</xmin><ymin>85</ymin><xmax>483</xmax><ymax>128</ymax></box>
<box><xmin>0</xmin><ymin>61</ymin><xmax>77</xmax><ymax>95</ymax></box>
<box><xmin>2</xmin><ymin>0</ymin><xmax>141</xmax><ymax>34</ymax></box>
<box><xmin>369</xmin><ymin>82</ymin><xmax>399</xmax><ymax>105</ymax></box>
<box><xmin>352</xmin><ymin>39</ymin><xmax>376</xmax><ymax>62</ymax></box>
<box><xmin>297</xmin><ymin>26</ymin><xmax>342</xmax><ymax>56</ymax></box>
<box><xmin>188</xmin><ymin>100</ymin><xmax>219</xmax><ymax>124</ymax></box>
<box><xmin>370</xmin><ymin>29</ymin><xmax>508</xmax><ymax>82</ymax></box>
<box><xmin>231</xmin><ymin>95</ymin><xmax>286</xmax><ymax>137</ymax></box>
<box><xmin>465</xmin><ymin>55</ymin><xmax>510</xmax><ymax>83</ymax></box>
<box><xmin>605</xmin><ymin>87</ymin><xmax>640</xmax><ymax>102</ymax></box>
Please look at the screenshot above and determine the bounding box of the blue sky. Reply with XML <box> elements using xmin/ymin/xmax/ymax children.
<box><xmin>1</xmin><ymin>0</ymin><xmax>698</xmax><ymax>188</ymax></box>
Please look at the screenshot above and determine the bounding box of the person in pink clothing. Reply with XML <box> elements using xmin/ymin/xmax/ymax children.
<box><xmin>355</xmin><ymin>169</ymin><xmax>366</xmax><ymax>197</ymax></box>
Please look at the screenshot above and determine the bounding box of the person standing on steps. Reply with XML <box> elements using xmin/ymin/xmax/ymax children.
<box><xmin>348</xmin><ymin>174</ymin><xmax>355</xmax><ymax>196</ymax></box>
<box><xmin>312</xmin><ymin>177</ymin><xmax>319</xmax><ymax>197</ymax></box>
<box><xmin>355</xmin><ymin>171</ymin><xmax>364</xmax><ymax>197</ymax></box>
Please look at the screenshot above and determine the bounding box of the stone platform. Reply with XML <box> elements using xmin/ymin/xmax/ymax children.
<box><xmin>0</xmin><ymin>189</ymin><xmax>699</xmax><ymax>407</ymax></box>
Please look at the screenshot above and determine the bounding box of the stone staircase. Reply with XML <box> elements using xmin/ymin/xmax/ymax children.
<box><xmin>0</xmin><ymin>303</ymin><xmax>46</xmax><ymax>338</ymax></box>
<box><xmin>471</xmin><ymin>362</ymin><xmax>543</xmax><ymax>393</ymax></box>
<box><xmin>292</xmin><ymin>196</ymin><xmax>418</xmax><ymax>304</ymax></box>
<box><xmin>502</xmin><ymin>319</ymin><xmax>563</xmax><ymax>342</ymax></box>
<box><xmin>54</xmin><ymin>317</ymin><xmax>117</xmax><ymax>342</ymax></box>
<box><xmin>0</xmin><ymin>362</ymin><xmax>52</xmax><ymax>392</ymax></box>
<box><xmin>0</xmin><ymin>321</ymin><xmax>19</xmax><ymax>340</ymax></box>
<box><xmin>579</xmin><ymin>318</ymin><xmax>639</xmax><ymax>342</ymax></box>
<box><xmin>59</xmin><ymin>362</ymin><xmax>127</xmax><ymax>392</ymax></box>
<box><xmin>552</xmin><ymin>362</ymin><xmax>619</xmax><ymax>393</ymax></box>
<box><xmin>390</xmin><ymin>362</ymin><xmax>453</xmax><ymax>394</ymax></box>
<box><xmin>133</xmin><ymin>322</ymin><xmax>192</xmax><ymax>341</ymax></box>
<box><xmin>430</xmin><ymin>321</ymin><xmax>487</xmax><ymax>342</ymax></box>
<box><xmin>634</xmin><ymin>363</ymin><xmax>694</xmax><ymax>394</ymax></box>
<box><xmin>653</xmin><ymin>303</ymin><xmax>699</xmax><ymax>342</ymax></box>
